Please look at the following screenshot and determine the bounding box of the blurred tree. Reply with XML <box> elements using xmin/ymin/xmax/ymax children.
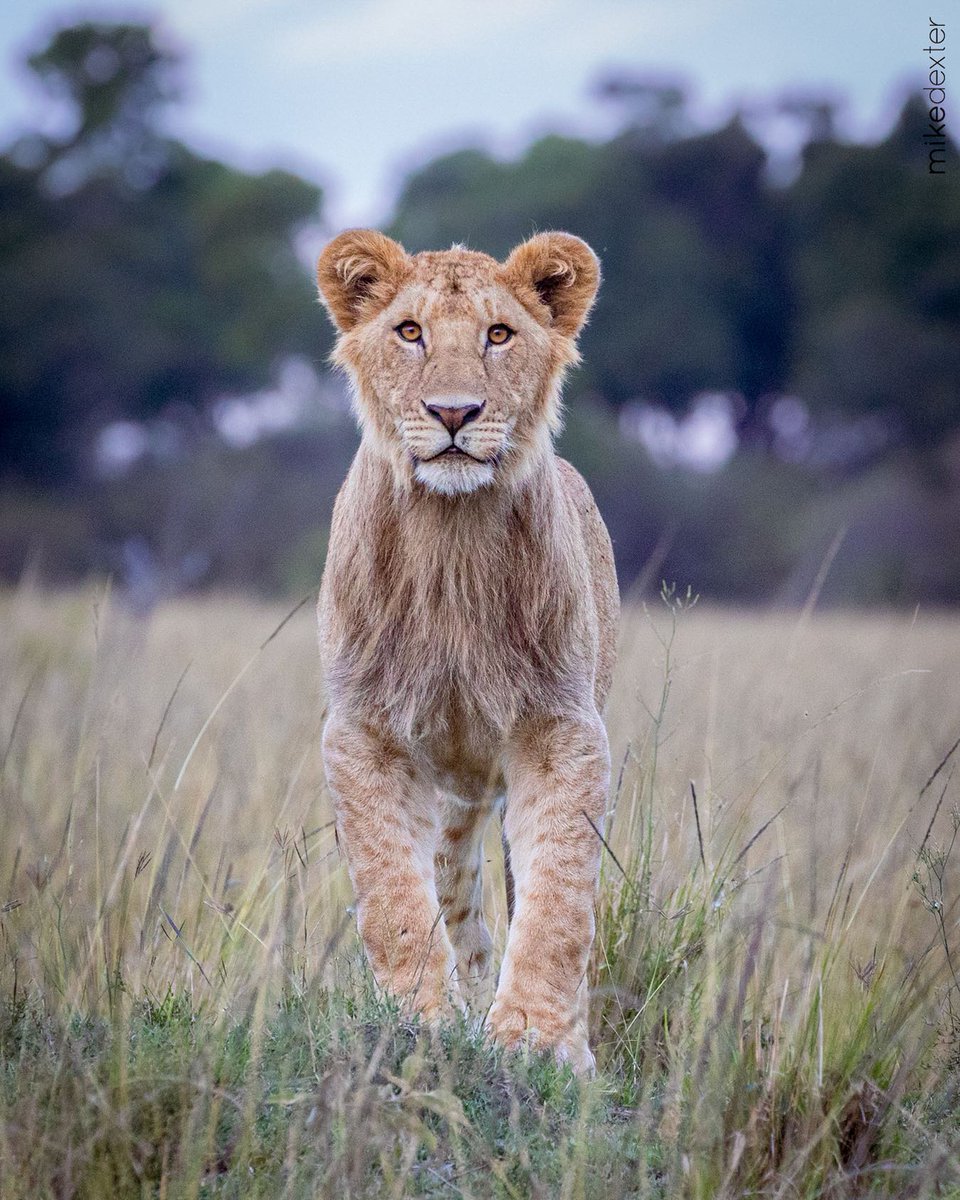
<box><xmin>592</xmin><ymin>73</ymin><xmax>692</xmax><ymax>144</ymax></box>
<box><xmin>787</xmin><ymin>96</ymin><xmax>960</xmax><ymax>457</ymax></box>
<box><xmin>775</xmin><ymin>92</ymin><xmax>842</xmax><ymax>145</ymax></box>
<box><xmin>0</xmin><ymin>21</ymin><xmax>325</xmax><ymax>484</ymax></box>
<box><xmin>589</xmin><ymin>114</ymin><xmax>789</xmax><ymax>419</ymax></box>
<box><xmin>25</xmin><ymin>21</ymin><xmax>182</xmax><ymax>192</ymax></box>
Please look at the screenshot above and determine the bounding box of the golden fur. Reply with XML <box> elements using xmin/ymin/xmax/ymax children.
<box><xmin>316</xmin><ymin>228</ymin><xmax>619</xmax><ymax>1073</ymax></box>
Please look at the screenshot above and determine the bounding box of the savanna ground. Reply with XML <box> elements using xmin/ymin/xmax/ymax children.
<box><xmin>2</xmin><ymin>584</ymin><xmax>960</xmax><ymax>1198</ymax></box>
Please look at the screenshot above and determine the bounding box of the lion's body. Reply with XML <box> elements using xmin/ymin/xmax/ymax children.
<box><xmin>316</xmin><ymin>230</ymin><xmax>619</xmax><ymax>1072</ymax></box>
<box><xmin>320</xmin><ymin>447</ymin><xmax>617</xmax><ymax>747</ymax></box>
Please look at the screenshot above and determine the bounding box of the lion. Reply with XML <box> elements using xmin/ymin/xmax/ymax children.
<box><xmin>315</xmin><ymin>228</ymin><xmax>619</xmax><ymax>1074</ymax></box>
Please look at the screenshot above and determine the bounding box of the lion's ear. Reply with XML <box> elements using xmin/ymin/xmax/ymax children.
<box><xmin>317</xmin><ymin>229</ymin><xmax>410</xmax><ymax>332</ymax></box>
<box><xmin>501</xmin><ymin>232</ymin><xmax>600</xmax><ymax>338</ymax></box>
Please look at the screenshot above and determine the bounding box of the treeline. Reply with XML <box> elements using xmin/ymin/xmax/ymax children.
<box><xmin>1</xmin><ymin>20</ymin><xmax>959</xmax><ymax>604</ymax></box>
<box><xmin>389</xmin><ymin>88</ymin><xmax>960</xmax><ymax>456</ymax></box>
<box><xmin>0</xmin><ymin>22</ymin><xmax>326</xmax><ymax>486</ymax></box>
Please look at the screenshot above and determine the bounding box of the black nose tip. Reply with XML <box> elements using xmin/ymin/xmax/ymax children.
<box><xmin>425</xmin><ymin>401</ymin><xmax>482</xmax><ymax>434</ymax></box>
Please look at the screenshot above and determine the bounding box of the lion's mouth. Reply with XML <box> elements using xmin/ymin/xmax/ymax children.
<box><xmin>419</xmin><ymin>445</ymin><xmax>490</xmax><ymax>465</ymax></box>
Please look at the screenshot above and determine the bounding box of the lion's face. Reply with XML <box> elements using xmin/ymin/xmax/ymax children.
<box><xmin>317</xmin><ymin>231</ymin><xmax>600</xmax><ymax>496</ymax></box>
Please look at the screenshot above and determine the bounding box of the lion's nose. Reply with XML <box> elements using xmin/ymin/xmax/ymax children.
<box><xmin>424</xmin><ymin>399</ymin><xmax>482</xmax><ymax>434</ymax></box>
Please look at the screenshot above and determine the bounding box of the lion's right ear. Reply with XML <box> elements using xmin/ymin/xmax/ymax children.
<box><xmin>316</xmin><ymin>229</ymin><xmax>410</xmax><ymax>332</ymax></box>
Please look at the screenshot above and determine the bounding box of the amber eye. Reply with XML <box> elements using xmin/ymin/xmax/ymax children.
<box><xmin>396</xmin><ymin>320</ymin><xmax>422</xmax><ymax>343</ymax></box>
<box><xmin>487</xmin><ymin>324</ymin><xmax>513</xmax><ymax>346</ymax></box>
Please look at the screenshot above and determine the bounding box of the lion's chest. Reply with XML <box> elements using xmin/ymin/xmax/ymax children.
<box><xmin>330</xmin><ymin>549</ymin><xmax>569</xmax><ymax>744</ymax></box>
<box><xmin>375</xmin><ymin>577</ymin><xmax>534</xmax><ymax>731</ymax></box>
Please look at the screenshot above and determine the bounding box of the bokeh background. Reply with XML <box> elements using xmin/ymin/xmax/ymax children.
<box><xmin>1</xmin><ymin>0</ymin><xmax>957</xmax><ymax>608</ymax></box>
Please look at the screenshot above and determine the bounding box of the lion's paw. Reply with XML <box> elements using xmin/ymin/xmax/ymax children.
<box><xmin>486</xmin><ymin>998</ymin><xmax>595</xmax><ymax>1077</ymax></box>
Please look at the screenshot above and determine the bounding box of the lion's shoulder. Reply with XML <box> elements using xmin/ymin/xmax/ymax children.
<box><xmin>554</xmin><ymin>455</ymin><xmax>592</xmax><ymax>504</ymax></box>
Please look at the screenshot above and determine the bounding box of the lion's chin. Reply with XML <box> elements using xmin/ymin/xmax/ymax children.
<box><xmin>413</xmin><ymin>456</ymin><xmax>496</xmax><ymax>496</ymax></box>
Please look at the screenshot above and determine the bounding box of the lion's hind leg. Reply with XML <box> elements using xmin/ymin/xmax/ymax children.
<box><xmin>435</xmin><ymin>792</ymin><xmax>496</xmax><ymax>1009</ymax></box>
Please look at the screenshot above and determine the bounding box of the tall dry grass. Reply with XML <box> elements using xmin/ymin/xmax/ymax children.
<box><xmin>1</xmin><ymin>582</ymin><xmax>960</xmax><ymax>1196</ymax></box>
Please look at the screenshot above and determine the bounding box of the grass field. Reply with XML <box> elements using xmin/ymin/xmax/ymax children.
<box><xmin>2</xmin><ymin>585</ymin><xmax>960</xmax><ymax>1197</ymax></box>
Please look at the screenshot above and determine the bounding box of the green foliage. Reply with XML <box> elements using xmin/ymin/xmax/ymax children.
<box><xmin>787</xmin><ymin>97</ymin><xmax>960</xmax><ymax>451</ymax></box>
<box><xmin>0</xmin><ymin>21</ymin><xmax>325</xmax><ymax>484</ymax></box>
<box><xmin>25</xmin><ymin>21</ymin><xmax>181</xmax><ymax>190</ymax></box>
<box><xmin>2</xmin><ymin>18</ymin><xmax>960</xmax><ymax>603</ymax></box>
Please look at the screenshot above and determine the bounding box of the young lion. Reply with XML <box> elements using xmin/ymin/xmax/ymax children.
<box><xmin>316</xmin><ymin>228</ymin><xmax>619</xmax><ymax>1074</ymax></box>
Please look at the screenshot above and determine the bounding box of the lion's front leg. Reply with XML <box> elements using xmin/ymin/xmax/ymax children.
<box><xmin>323</xmin><ymin>713</ymin><xmax>460</xmax><ymax>1019</ymax></box>
<box><xmin>489</xmin><ymin>712</ymin><xmax>610</xmax><ymax>1075</ymax></box>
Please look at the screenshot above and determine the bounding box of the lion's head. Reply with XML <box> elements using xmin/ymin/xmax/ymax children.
<box><xmin>317</xmin><ymin>230</ymin><xmax>600</xmax><ymax>496</ymax></box>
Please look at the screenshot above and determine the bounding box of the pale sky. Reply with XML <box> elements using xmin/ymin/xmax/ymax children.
<box><xmin>0</xmin><ymin>0</ymin><xmax>927</xmax><ymax>227</ymax></box>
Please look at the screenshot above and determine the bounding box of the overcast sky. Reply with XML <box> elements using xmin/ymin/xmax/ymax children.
<box><xmin>0</xmin><ymin>0</ymin><xmax>927</xmax><ymax>227</ymax></box>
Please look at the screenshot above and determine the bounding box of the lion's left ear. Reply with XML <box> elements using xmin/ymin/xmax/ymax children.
<box><xmin>500</xmin><ymin>232</ymin><xmax>600</xmax><ymax>338</ymax></box>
